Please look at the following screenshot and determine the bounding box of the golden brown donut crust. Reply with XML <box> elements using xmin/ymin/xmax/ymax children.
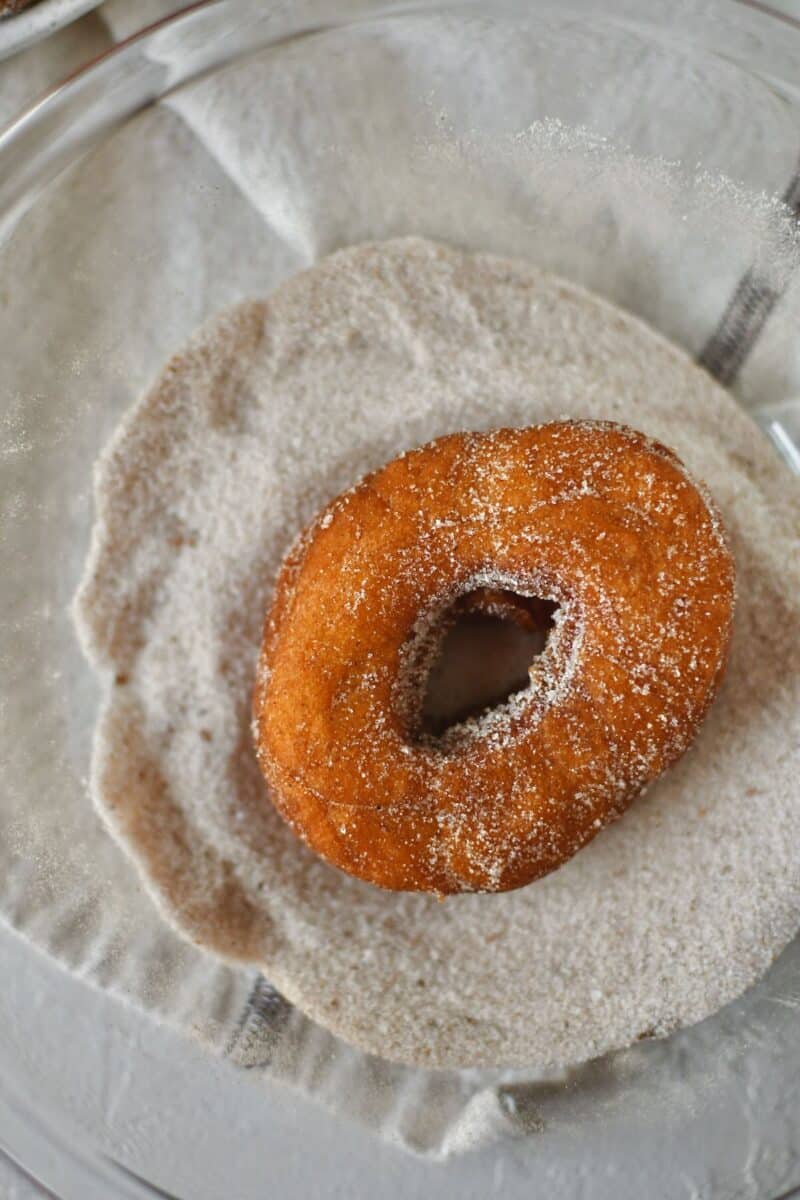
<box><xmin>253</xmin><ymin>421</ymin><xmax>735</xmax><ymax>895</ymax></box>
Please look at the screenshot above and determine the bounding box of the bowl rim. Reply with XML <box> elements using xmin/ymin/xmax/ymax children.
<box><xmin>2</xmin><ymin>0</ymin><xmax>800</xmax><ymax>231</ymax></box>
<box><xmin>3</xmin><ymin>0</ymin><xmax>800</xmax><ymax>130</ymax></box>
<box><xmin>0</xmin><ymin>0</ymin><xmax>102</xmax><ymax>65</ymax></box>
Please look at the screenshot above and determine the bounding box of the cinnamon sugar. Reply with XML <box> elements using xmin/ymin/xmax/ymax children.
<box><xmin>74</xmin><ymin>237</ymin><xmax>800</xmax><ymax>1068</ymax></box>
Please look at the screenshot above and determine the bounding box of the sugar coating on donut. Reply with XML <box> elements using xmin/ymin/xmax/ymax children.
<box><xmin>254</xmin><ymin>421</ymin><xmax>735</xmax><ymax>895</ymax></box>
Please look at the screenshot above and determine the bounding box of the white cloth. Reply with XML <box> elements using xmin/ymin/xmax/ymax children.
<box><xmin>2</xmin><ymin>0</ymin><xmax>800</xmax><ymax>1162</ymax></box>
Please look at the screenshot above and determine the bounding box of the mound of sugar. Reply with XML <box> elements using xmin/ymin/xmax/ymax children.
<box><xmin>74</xmin><ymin>237</ymin><xmax>800</xmax><ymax>1068</ymax></box>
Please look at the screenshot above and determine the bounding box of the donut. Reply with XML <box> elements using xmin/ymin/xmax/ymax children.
<box><xmin>252</xmin><ymin>421</ymin><xmax>735</xmax><ymax>895</ymax></box>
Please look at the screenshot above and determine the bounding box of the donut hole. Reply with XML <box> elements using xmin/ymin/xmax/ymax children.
<box><xmin>420</xmin><ymin>591</ymin><xmax>559</xmax><ymax>738</ymax></box>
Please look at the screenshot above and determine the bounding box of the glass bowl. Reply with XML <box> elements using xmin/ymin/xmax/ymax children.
<box><xmin>1</xmin><ymin>1</ymin><xmax>800</xmax><ymax>1196</ymax></box>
